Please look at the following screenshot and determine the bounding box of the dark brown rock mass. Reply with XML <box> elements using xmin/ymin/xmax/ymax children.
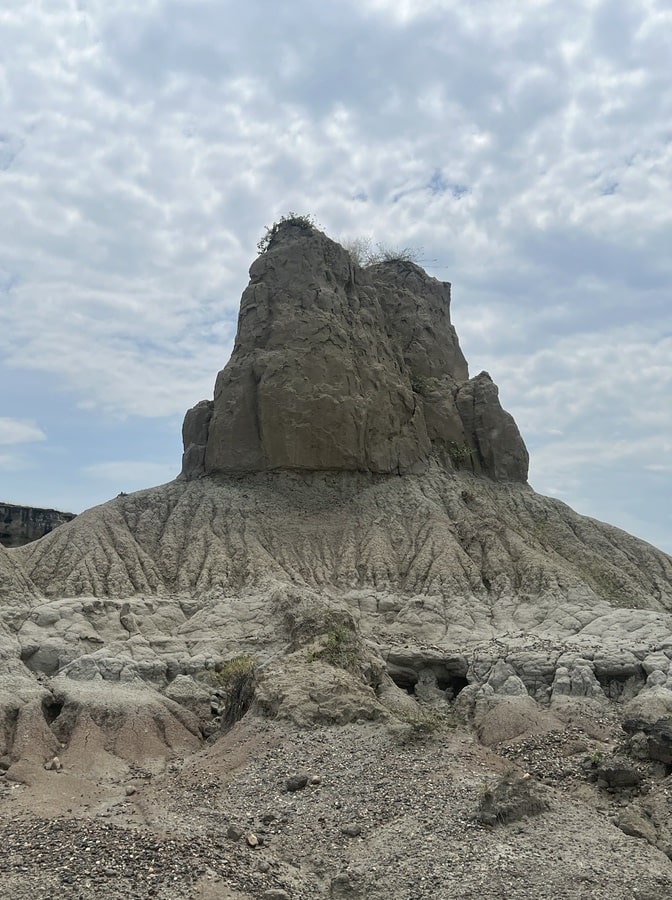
<box><xmin>0</xmin><ymin>503</ymin><xmax>75</xmax><ymax>549</ymax></box>
<box><xmin>180</xmin><ymin>222</ymin><xmax>528</xmax><ymax>482</ymax></box>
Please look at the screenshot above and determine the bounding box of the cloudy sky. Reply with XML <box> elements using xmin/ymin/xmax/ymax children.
<box><xmin>1</xmin><ymin>0</ymin><xmax>671</xmax><ymax>553</ymax></box>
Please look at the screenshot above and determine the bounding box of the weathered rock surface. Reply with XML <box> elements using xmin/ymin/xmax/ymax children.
<box><xmin>1</xmin><ymin>221</ymin><xmax>672</xmax><ymax>897</ymax></box>
<box><xmin>0</xmin><ymin>502</ymin><xmax>75</xmax><ymax>548</ymax></box>
<box><xmin>180</xmin><ymin>222</ymin><xmax>528</xmax><ymax>481</ymax></box>
<box><xmin>3</xmin><ymin>226</ymin><xmax>672</xmax><ymax>769</ymax></box>
<box><xmin>0</xmin><ymin>543</ymin><xmax>37</xmax><ymax>607</ymax></box>
<box><xmin>1</xmin><ymin>464</ymin><xmax>671</xmax><ymax>781</ymax></box>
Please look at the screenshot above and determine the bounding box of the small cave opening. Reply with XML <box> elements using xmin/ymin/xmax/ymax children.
<box><xmin>41</xmin><ymin>697</ymin><xmax>64</xmax><ymax>726</ymax></box>
<box><xmin>594</xmin><ymin>667</ymin><xmax>646</xmax><ymax>702</ymax></box>
<box><xmin>388</xmin><ymin>670</ymin><xmax>418</xmax><ymax>696</ymax></box>
<box><xmin>435</xmin><ymin>672</ymin><xmax>469</xmax><ymax>699</ymax></box>
<box><xmin>388</xmin><ymin>664</ymin><xmax>469</xmax><ymax>700</ymax></box>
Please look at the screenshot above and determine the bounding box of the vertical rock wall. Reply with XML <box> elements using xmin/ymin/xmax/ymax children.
<box><xmin>0</xmin><ymin>503</ymin><xmax>75</xmax><ymax>548</ymax></box>
<box><xmin>181</xmin><ymin>223</ymin><xmax>528</xmax><ymax>483</ymax></box>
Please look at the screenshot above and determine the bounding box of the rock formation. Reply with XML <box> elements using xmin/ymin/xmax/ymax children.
<box><xmin>2</xmin><ymin>220</ymin><xmax>672</xmax><ymax>898</ymax></box>
<box><xmin>180</xmin><ymin>222</ymin><xmax>528</xmax><ymax>481</ymax></box>
<box><xmin>0</xmin><ymin>502</ymin><xmax>75</xmax><ymax>548</ymax></box>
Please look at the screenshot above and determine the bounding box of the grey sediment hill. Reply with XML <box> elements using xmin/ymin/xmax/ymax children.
<box><xmin>15</xmin><ymin>469</ymin><xmax>672</xmax><ymax>625</ymax></box>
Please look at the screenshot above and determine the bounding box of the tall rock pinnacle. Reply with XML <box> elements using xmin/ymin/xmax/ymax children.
<box><xmin>180</xmin><ymin>221</ymin><xmax>528</xmax><ymax>482</ymax></box>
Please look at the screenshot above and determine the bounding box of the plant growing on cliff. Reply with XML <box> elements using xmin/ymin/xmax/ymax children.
<box><xmin>410</xmin><ymin>374</ymin><xmax>430</xmax><ymax>395</ymax></box>
<box><xmin>448</xmin><ymin>442</ymin><xmax>472</xmax><ymax>464</ymax></box>
<box><xmin>343</xmin><ymin>236</ymin><xmax>422</xmax><ymax>267</ymax></box>
<box><xmin>200</xmin><ymin>655</ymin><xmax>256</xmax><ymax>688</ymax></box>
<box><xmin>257</xmin><ymin>212</ymin><xmax>317</xmax><ymax>254</ymax></box>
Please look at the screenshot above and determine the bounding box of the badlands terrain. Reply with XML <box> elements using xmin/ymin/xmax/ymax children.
<box><xmin>2</xmin><ymin>220</ymin><xmax>672</xmax><ymax>899</ymax></box>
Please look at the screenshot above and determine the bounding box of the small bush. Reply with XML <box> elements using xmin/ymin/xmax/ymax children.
<box><xmin>589</xmin><ymin>747</ymin><xmax>603</xmax><ymax>765</ymax></box>
<box><xmin>342</xmin><ymin>236</ymin><xmax>375</xmax><ymax>266</ymax></box>
<box><xmin>375</xmin><ymin>243</ymin><xmax>422</xmax><ymax>264</ymax></box>
<box><xmin>307</xmin><ymin>623</ymin><xmax>359</xmax><ymax>672</ymax></box>
<box><xmin>257</xmin><ymin>212</ymin><xmax>317</xmax><ymax>254</ymax></box>
<box><xmin>448</xmin><ymin>441</ymin><xmax>472</xmax><ymax>463</ymax></box>
<box><xmin>410</xmin><ymin>374</ymin><xmax>429</xmax><ymax>394</ymax></box>
<box><xmin>200</xmin><ymin>655</ymin><xmax>256</xmax><ymax>688</ymax></box>
<box><xmin>343</xmin><ymin>237</ymin><xmax>422</xmax><ymax>267</ymax></box>
<box><xmin>477</xmin><ymin>772</ymin><xmax>549</xmax><ymax>826</ymax></box>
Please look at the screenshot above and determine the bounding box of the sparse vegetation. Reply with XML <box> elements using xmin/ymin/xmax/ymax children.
<box><xmin>199</xmin><ymin>655</ymin><xmax>256</xmax><ymax>688</ymax></box>
<box><xmin>307</xmin><ymin>623</ymin><xmax>359</xmax><ymax>672</ymax></box>
<box><xmin>477</xmin><ymin>770</ymin><xmax>549</xmax><ymax>825</ymax></box>
<box><xmin>589</xmin><ymin>747</ymin><xmax>604</xmax><ymax>765</ymax></box>
<box><xmin>198</xmin><ymin>655</ymin><xmax>257</xmax><ymax>731</ymax></box>
<box><xmin>410</xmin><ymin>374</ymin><xmax>430</xmax><ymax>395</ymax></box>
<box><xmin>406</xmin><ymin>709</ymin><xmax>443</xmax><ymax>735</ymax></box>
<box><xmin>376</xmin><ymin>244</ymin><xmax>422</xmax><ymax>264</ymax></box>
<box><xmin>257</xmin><ymin>212</ymin><xmax>317</xmax><ymax>254</ymax></box>
<box><xmin>448</xmin><ymin>441</ymin><xmax>472</xmax><ymax>464</ymax></box>
<box><xmin>343</xmin><ymin>236</ymin><xmax>422</xmax><ymax>267</ymax></box>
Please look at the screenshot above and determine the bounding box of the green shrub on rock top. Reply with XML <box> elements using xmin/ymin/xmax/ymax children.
<box><xmin>257</xmin><ymin>212</ymin><xmax>317</xmax><ymax>254</ymax></box>
<box><xmin>343</xmin><ymin>236</ymin><xmax>422</xmax><ymax>267</ymax></box>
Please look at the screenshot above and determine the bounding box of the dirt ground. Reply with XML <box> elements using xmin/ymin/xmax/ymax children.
<box><xmin>2</xmin><ymin>710</ymin><xmax>672</xmax><ymax>900</ymax></box>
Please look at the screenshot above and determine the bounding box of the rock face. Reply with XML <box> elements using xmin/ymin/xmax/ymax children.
<box><xmin>180</xmin><ymin>222</ymin><xmax>528</xmax><ymax>482</ymax></box>
<box><xmin>0</xmin><ymin>503</ymin><xmax>75</xmax><ymax>549</ymax></box>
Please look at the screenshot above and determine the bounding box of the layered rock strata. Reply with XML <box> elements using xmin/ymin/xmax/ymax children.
<box><xmin>0</xmin><ymin>503</ymin><xmax>75</xmax><ymax>548</ymax></box>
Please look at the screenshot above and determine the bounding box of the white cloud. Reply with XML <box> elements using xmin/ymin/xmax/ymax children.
<box><xmin>0</xmin><ymin>0</ymin><xmax>670</xmax><ymax>550</ymax></box>
<box><xmin>0</xmin><ymin>418</ymin><xmax>46</xmax><ymax>445</ymax></box>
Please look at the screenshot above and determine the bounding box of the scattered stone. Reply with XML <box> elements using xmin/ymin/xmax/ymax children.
<box><xmin>340</xmin><ymin>823</ymin><xmax>362</xmax><ymax>837</ymax></box>
<box><xmin>226</xmin><ymin>824</ymin><xmax>245</xmax><ymax>842</ymax></box>
<box><xmin>245</xmin><ymin>831</ymin><xmax>260</xmax><ymax>848</ymax></box>
<box><xmin>285</xmin><ymin>774</ymin><xmax>308</xmax><ymax>792</ymax></box>
<box><xmin>618</xmin><ymin>808</ymin><xmax>657</xmax><ymax>844</ymax></box>
<box><xmin>595</xmin><ymin>755</ymin><xmax>642</xmax><ymax>789</ymax></box>
<box><xmin>477</xmin><ymin>773</ymin><xmax>550</xmax><ymax>826</ymax></box>
<box><xmin>330</xmin><ymin>872</ymin><xmax>358</xmax><ymax>898</ymax></box>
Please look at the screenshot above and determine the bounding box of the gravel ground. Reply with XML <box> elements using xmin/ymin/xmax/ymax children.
<box><xmin>2</xmin><ymin>714</ymin><xmax>672</xmax><ymax>899</ymax></box>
